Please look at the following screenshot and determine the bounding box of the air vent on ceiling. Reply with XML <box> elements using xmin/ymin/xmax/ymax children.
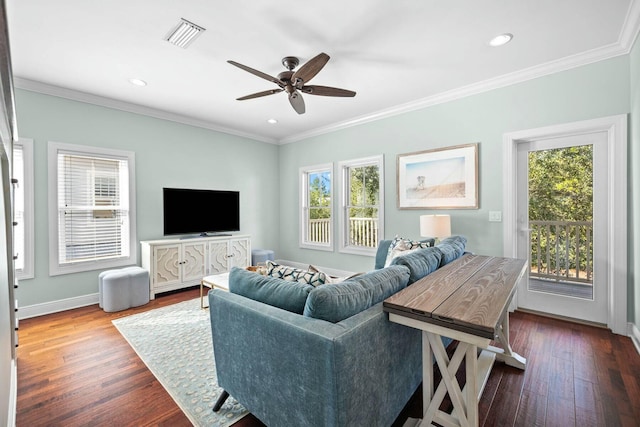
<box><xmin>165</xmin><ymin>18</ymin><xmax>205</xmax><ymax>48</ymax></box>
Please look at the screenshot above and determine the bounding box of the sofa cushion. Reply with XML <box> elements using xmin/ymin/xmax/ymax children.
<box><xmin>435</xmin><ymin>235</ymin><xmax>467</xmax><ymax>266</ymax></box>
<box><xmin>229</xmin><ymin>267</ymin><xmax>313</xmax><ymax>314</ymax></box>
<box><xmin>382</xmin><ymin>236</ymin><xmax>436</xmax><ymax>268</ymax></box>
<box><xmin>389</xmin><ymin>246</ymin><xmax>443</xmax><ymax>284</ymax></box>
<box><xmin>303</xmin><ymin>265</ymin><xmax>410</xmax><ymax>323</ymax></box>
<box><xmin>266</xmin><ymin>260</ymin><xmax>326</xmax><ymax>286</ymax></box>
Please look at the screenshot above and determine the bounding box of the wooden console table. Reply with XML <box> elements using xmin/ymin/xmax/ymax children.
<box><xmin>383</xmin><ymin>254</ymin><xmax>527</xmax><ymax>427</ymax></box>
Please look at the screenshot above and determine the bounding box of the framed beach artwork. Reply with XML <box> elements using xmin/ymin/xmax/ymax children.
<box><xmin>397</xmin><ymin>143</ymin><xmax>479</xmax><ymax>209</ymax></box>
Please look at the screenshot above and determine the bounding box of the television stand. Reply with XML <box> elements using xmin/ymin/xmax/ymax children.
<box><xmin>140</xmin><ymin>234</ymin><xmax>251</xmax><ymax>299</ymax></box>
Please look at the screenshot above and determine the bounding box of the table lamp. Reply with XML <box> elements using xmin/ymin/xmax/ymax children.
<box><xmin>420</xmin><ymin>214</ymin><xmax>451</xmax><ymax>243</ymax></box>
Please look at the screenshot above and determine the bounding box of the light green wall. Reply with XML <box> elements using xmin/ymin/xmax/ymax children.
<box><xmin>14</xmin><ymin>53</ymin><xmax>637</xmax><ymax>323</ymax></box>
<box><xmin>279</xmin><ymin>56</ymin><xmax>631</xmax><ymax>278</ymax></box>
<box><xmin>630</xmin><ymin>37</ymin><xmax>640</xmax><ymax>329</ymax></box>
<box><xmin>15</xmin><ymin>89</ymin><xmax>281</xmax><ymax>306</ymax></box>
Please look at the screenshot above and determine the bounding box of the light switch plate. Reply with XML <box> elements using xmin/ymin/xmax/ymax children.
<box><xmin>489</xmin><ymin>211</ymin><xmax>502</xmax><ymax>222</ymax></box>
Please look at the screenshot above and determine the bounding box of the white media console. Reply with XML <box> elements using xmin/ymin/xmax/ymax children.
<box><xmin>141</xmin><ymin>234</ymin><xmax>251</xmax><ymax>299</ymax></box>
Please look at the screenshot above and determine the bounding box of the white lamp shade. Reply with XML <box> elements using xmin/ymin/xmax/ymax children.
<box><xmin>420</xmin><ymin>214</ymin><xmax>451</xmax><ymax>238</ymax></box>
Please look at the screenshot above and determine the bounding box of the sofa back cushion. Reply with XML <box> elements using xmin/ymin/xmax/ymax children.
<box><xmin>303</xmin><ymin>265</ymin><xmax>410</xmax><ymax>323</ymax></box>
<box><xmin>436</xmin><ymin>235</ymin><xmax>468</xmax><ymax>266</ymax></box>
<box><xmin>374</xmin><ymin>237</ymin><xmax>436</xmax><ymax>270</ymax></box>
<box><xmin>374</xmin><ymin>240</ymin><xmax>394</xmax><ymax>270</ymax></box>
<box><xmin>229</xmin><ymin>267</ymin><xmax>313</xmax><ymax>314</ymax></box>
<box><xmin>389</xmin><ymin>246</ymin><xmax>443</xmax><ymax>284</ymax></box>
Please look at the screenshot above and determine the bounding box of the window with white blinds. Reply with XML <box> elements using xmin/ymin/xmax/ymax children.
<box><xmin>13</xmin><ymin>138</ymin><xmax>34</xmax><ymax>279</ymax></box>
<box><xmin>48</xmin><ymin>142</ymin><xmax>136</xmax><ymax>275</ymax></box>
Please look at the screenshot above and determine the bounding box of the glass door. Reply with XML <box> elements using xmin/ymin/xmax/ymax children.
<box><xmin>516</xmin><ymin>132</ymin><xmax>608</xmax><ymax>324</ymax></box>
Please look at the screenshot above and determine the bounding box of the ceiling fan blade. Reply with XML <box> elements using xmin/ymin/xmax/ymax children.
<box><xmin>236</xmin><ymin>88</ymin><xmax>283</xmax><ymax>100</ymax></box>
<box><xmin>291</xmin><ymin>52</ymin><xmax>330</xmax><ymax>86</ymax></box>
<box><xmin>300</xmin><ymin>85</ymin><xmax>356</xmax><ymax>97</ymax></box>
<box><xmin>227</xmin><ymin>60</ymin><xmax>285</xmax><ymax>88</ymax></box>
<box><xmin>288</xmin><ymin>91</ymin><xmax>305</xmax><ymax>114</ymax></box>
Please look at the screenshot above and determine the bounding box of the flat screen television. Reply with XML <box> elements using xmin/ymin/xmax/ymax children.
<box><xmin>163</xmin><ymin>187</ymin><xmax>240</xmax><ymax>236</ymax></box>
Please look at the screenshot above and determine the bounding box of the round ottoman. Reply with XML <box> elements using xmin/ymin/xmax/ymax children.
<box><xmin>251</xmin><ymin>249</ymin><xmax>275</xmax><ymax>265</ymax></box>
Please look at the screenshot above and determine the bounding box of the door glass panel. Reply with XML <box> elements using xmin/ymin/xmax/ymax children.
<box><xmin>527</xmin><ymin>145</ymin><xmax>594</xmax><ymax>300</ymax></box>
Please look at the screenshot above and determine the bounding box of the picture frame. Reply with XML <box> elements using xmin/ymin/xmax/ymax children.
<box><xmin>397</xmin><ymin>143</ymin><xmax>479</xmax><ymax>209</ymax></box>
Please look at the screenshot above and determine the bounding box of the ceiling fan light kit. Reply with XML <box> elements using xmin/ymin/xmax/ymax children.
<box><xmin>228</xmin><ymin>52</ymin><xmax>356</xmax><ymax>114</ymax></box>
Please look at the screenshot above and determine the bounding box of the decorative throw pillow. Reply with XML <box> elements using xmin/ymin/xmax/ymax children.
<box><xmin>266</xmin><ymin>260</ymin><xmax>327</xmax><ymax>286</ymax></box>
<box><xmin>384</xmin><ymin>236</ymin><xmax>434</xmax><ymax>267</ymax></box>
<box><xmin>308</xmin><ymin>265</ymin><xmax>364</xmax><ymax>284</ymax></box>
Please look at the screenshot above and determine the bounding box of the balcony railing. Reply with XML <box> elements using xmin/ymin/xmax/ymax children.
<box><xmin>308</xmin><ymin>217</ymin><xmax>378</xmax><ymax>248</ymax></box>
<box><xmin>529</xmin><ymin>220</ymin><xmax>593</xmax><ymax>285</ymax></box>
<box><xmin>311</xmin><ymin>218</ymin><xmax>593</xmax><ymax>286</ymax></box>
<box><xmin>309</xmin><ymin>218</ymin><xmax>331</xmax><ymax>244</ymax></box>
<box><xmin>348</xmin><ymin>217</ymin><xmax>378</xmax><ymax>248</ymax></box>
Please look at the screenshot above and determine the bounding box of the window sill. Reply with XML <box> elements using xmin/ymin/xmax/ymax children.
<box><xmin>299</xmin><ymin>242</ymin><xmax>334</xmax><ymax>252</ymax></box>
<box><xmin>339</xmin><ymin>245</ymin><xmax>376</xmax><ymax>257</ymax></box>
<box><xmin>49</xmin><ymin>255</ymin><xmax>137</xmax><ymax>276</ymax></box>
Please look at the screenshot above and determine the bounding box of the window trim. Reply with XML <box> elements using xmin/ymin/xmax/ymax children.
<box><xmin>14</xmin><ymin>138</ymin><xmax>34</xmax><ymax>280</ymax></box>
<box><xmin>299</xmin><ymin>163</ymin><xmax>333</xmax><ymax>251</ymax></box>
<box><xmin>48</xmin><ymin>141</ymin><xmax>137</xmax><ymax>276</ymax></box>
<box><xmin>338</xmin><ymin>155</ymin><xmax>384</xmax><ymax>256</ymax></box>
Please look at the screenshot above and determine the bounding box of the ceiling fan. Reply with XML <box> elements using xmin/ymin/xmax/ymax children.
<box><xmin>227</xmin><ymin>52</ymin><xmax>356</xmax><ymax>115</ymax></box>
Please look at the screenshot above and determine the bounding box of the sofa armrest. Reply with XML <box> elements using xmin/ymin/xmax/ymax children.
<box><xmin>209</xmin><ymin>289</ymin><xmax>422</xmax><ymax>427</ymax></box>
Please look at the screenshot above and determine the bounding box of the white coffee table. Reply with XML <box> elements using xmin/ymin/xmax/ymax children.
<box><xmin>200</xmin><ymin>272</ymin><xmax>230</xmax><ymax>309</ymax></box>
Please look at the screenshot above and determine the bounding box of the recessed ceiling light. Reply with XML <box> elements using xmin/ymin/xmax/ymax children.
<box><xmin>128</xmin><ymin>78</ymin><xmax>147</xmax><ymax>87</ymax></box>
<box><xmin>489</xmin><ymin>33</ymin><xmax>513</xmax><ymax>47</ymax></box>
<box><xmin>267</xmin><ymin>119</ymin><xmax>278</xmax><ymax>124</ymax></box>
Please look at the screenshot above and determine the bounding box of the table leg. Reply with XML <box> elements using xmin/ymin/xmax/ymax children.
<box><xmin>200</xmin><ymin>280</ymin><xmax>205</xmax><ymax>309</ymax></box>
<box><xmin>487</xmin><ymin>311</ymin><xmax>526</xmax><ymax>370</ymax></box>
<box><xmin>422</xmin><ymin>331</ymin><xmax>432</xmax><ymax>422</ymax></box>
<box><xmin>420</xmin><ymin>332</ymin><xmax>475</xmax><ymax>427</ymax></box>
<box><xmin>466</xmin><ymin>343</ymin><xmax>479</xmax><ymax>426</ymax></box>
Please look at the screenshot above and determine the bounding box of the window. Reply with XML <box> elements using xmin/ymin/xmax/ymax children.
<box><xmin>48</xmin><ymin>142</ymin><xmax>136</xmax><ymax>275</ymax></box>
<box><xmin>300</xmin><ymin>163</ymin><xmax>333</xmax><ymax>250</ymax></box>
<box><xmin>338</xmin><ymin>155</ymin><xmax>384</xmax><ymax>255</ymax></box>
<box><xmin>13</xmin><ymin>138</ymin><xmax>34</xmax><ymax>279</ymax></box>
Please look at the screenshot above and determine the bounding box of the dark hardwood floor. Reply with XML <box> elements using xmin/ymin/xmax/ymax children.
<box><xmin>16</xmin><ymin>287</ymin><xmax>640</xmax><ymax>426</ymax></box>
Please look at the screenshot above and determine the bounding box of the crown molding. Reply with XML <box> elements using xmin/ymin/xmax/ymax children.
<box><xmin>620</xmin><ymin>0</ymin><xmax>640</xmax><ymax>50</ymax></box>
<box><xmin>279</xmin><ymin>40</ymin><xmax>633</xmax><ymax>144</ymax></box>
<box><xmin>13</xmin><ymin>77</ymin><xmax>277</xmax><ymax>144</ymax></box>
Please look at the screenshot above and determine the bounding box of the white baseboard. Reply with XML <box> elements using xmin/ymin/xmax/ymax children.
<box><xmin>18</xmin><ymin>293</ymin><xmax>99</xmax><ymax>320</ymax></box>
<box><xmin>630</xmin><ymin>322</ymin><xmax>640</xmax><ymax>356</ymax></box>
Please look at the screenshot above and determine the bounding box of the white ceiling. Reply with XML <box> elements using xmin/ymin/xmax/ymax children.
<box><xmin>7</xmin><ymin>0</ymin><xmax>640</xmax><ymax>144</ymax></box>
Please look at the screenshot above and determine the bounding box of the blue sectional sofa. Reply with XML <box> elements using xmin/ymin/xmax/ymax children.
<box><xmin>208</xmin><ymin>236</ymin><xmax>467</xmax><ymax>427</ymax></box>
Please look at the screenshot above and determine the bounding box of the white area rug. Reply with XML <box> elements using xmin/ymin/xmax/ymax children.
<box><xmin>112</xmin><ymin>298</ymin><xmax>248</xmax><ymax>426</ymax></box>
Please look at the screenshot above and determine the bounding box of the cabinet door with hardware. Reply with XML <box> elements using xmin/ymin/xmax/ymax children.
<box><xmin>153</xmin><ymin>244</ymin><xmax>181</xmax><ymax>286</ymax></box>
<box><xmin>181</xmin><ymin>241</ymin><xmax>207</xmax><ymax>283</ymax></box>
<box><xmin>229</xmin><ymin>237</ymin><xmax>251</xmax><ymax>269</ymax></box>
<box><xmin>208</xmin><ymin>241</ymin><xmax>230</xmax><ymax>274</ymax></box>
